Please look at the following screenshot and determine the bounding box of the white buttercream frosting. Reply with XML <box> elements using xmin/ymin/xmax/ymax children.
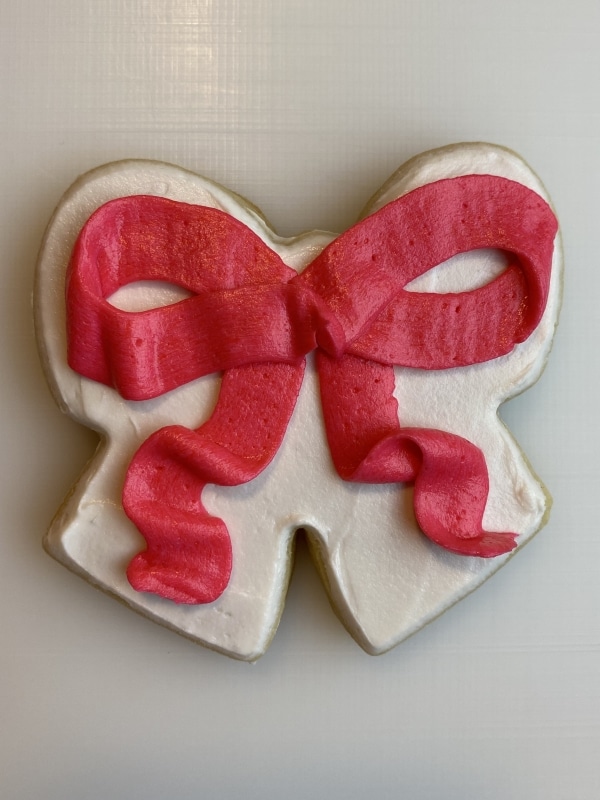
<box><xmin>35</xmin><ymin>143</ymin><xmax>562</xmax><ymax>660</ymax></box>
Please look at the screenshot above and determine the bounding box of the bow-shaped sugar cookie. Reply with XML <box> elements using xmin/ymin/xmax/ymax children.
<box><xmin>36</xmin><ymin>143</ymin><xmax>562</xmax><ymax>660</ymax></box>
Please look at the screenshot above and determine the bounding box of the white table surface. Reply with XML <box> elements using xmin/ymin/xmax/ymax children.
<box><xmin>1</xmin><ymin>2</ymin><xmax>597</xmax><ymax>798</ymax></box>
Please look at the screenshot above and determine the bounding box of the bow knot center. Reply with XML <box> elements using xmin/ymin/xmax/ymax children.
<box><xmin>284</xmin><ymin>278</ymin><xmax>347</xmax><ymax>359</ymax></box>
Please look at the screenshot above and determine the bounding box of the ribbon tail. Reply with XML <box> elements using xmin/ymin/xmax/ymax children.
<box><xmin>123</xmin><ymin>427</ymin><xmax>235</xmax><ymax>604</ymax></box>
<box><xmin>124</xmin><ymin>361</ymin><xmax>305</xmax><ymax>604</ymax></box>
<box><xmin>318</xmin><ymin>352</ymin><xmax>517</xmax><ymax>558</ymax></box>
<box><xmin>400</xmin><ymin>429</ymin><xmax>517</xmax><ymax>557</ymax></box>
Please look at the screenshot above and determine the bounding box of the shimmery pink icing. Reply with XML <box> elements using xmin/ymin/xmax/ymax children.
<box><xmin>66</xmin><ymin>175</ymin><xmax>557</xmax><ymax>603</ymax></box>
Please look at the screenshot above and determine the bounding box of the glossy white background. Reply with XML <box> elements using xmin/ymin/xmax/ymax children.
<box><xmin>0</xmin><ymin>2</ymin><xmax>596</xmax><ymax>798</ymax></box>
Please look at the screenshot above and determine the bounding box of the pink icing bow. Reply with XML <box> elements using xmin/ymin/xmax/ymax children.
<box><xmin>66</xmin><ymin>175</ymin><xmax>557</xmax><ymax>604</ymax></box>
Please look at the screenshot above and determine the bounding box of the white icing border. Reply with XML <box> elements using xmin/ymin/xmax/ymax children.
<box><xmin>35</xmin><ymin>143</ymin><xmax>562</xmax><ymax>660</ymax></box>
